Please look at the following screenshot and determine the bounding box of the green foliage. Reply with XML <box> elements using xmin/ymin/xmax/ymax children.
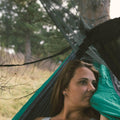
<box><xmin>0</xmin><ymin>0</ymin><xmax>70</xmax><ymax>62</ymax></box>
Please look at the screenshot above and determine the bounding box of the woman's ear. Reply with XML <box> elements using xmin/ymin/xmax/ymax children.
<box><xmin>63</xmin><ymin>91</ymin><xmax>67</xmax><ymax>96</ymax></box>
<box><xmin>63</xmin><ymin>88</ymin><xmax>68</xmax><ymax>96</ymax></box>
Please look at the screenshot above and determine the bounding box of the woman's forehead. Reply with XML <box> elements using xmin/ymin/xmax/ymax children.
<box><xmin>75</xmin><ymin>67</ymin><xmax>92</xmax><ymax>73</ymax></box>
<box><xmin>73</xmin><ymin>67</ymin><xmax>95</xmax><ymax>78</ymax></box>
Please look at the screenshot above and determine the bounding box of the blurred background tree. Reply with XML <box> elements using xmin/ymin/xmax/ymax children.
<box><xmin>0</xmin><ymin>0</ymin><xmax>70</xmax><ymax>63</ymax></box>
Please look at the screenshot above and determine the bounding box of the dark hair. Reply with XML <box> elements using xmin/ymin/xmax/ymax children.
<box><xmin>50</xmin><ymin>59</ymin><xmax>99</xmax><ymax>117</ymax></box>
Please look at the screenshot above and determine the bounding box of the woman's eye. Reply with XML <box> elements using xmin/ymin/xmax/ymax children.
<box><xmin>79</xmin><ymin>80</ymin><xmax>87</xmax><ymax>85</ymax></box>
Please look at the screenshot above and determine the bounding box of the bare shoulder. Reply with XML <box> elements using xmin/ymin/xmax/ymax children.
<box><xmin>34</xmin><ymin>117</ymin><xmax>44</xmax><ymax>120</ymax></box>
<box><xmin>100</xmin><ymin>115</ymin><xmax>109</xmax><ymax>120</ymax></box>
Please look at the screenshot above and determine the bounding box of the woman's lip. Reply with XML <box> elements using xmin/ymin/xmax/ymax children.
<box><xmin>84</xmin><ymin>93</ymin><xmax>93</xmax><ymax>98</ymax></box>
<box><xmin>86</xmin><ymin>96</ymin><xmax>91</xmax><ymax>98</ymax></box>
<box><xmin>85</xmin><ymin>95</ymin><xmax>93</xmax><ymax>98</ymax></box>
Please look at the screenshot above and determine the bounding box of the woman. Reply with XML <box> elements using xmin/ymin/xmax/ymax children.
<box><xmin>35</xmin><ymin>60</ymin><xmax>107</xmax><ymax>120</ymax></box>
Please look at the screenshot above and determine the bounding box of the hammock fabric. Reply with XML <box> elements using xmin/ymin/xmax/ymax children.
<box><xmin>90</xmin><ymin>65</ymin><xmax>120</xmax><ymax>120</ymax></box>
<box><xmin>13</xmin><ymin>0</ymin><xmax>120</xmax><ymax>120</ymax></box>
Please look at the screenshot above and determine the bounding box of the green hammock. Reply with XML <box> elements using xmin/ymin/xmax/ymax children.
<box><xmin>91</xmin><ymin>64</ymin><xmax>120</xmax><ymax>120</ymax></box>
<box><xmin>12</xmin><ymin>0</ymin><xmax>120</xmax><ymax>120</ymax></box>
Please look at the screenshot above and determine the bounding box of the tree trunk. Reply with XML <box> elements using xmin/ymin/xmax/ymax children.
<box><xmin>78</xmin><ymin>0</ymin><xmax>110</xmax><ymax>27</ymax></box>
<box><xmin>25</xmin><ymin>34</ymin><xmax>31</xmax><ymax>62</ymax></box>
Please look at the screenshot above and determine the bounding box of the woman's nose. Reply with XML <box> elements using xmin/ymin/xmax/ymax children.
<box><xmin>88</xmin><ymin>82</ymin><xmax>96</xmax><ymax>91</ymax></box>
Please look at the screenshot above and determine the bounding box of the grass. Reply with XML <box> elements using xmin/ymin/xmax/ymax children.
<box><xmin>0</xmin><ymin>65</ymin><xmax>54</xmax><ymax>120</ymax></box>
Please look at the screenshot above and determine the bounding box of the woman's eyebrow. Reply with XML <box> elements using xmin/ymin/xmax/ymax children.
<box><xmin>78</xmin><ymin>78</ymin><xmax>96</xmax><ymax>81</ymax></box>
<box><xmin>78</xmin><ymin>78</ymin><xmax>89</xmax><ymax>81</ymax></box>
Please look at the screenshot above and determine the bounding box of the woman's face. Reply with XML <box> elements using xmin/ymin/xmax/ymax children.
<box><xmin>64</xmin><ymin>67</ymin><xmax>97</xmax><ymax>108</ymax></box>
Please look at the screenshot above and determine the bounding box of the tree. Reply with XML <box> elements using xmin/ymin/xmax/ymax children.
<box><xmin>0</xmin><ymin>0</ymin><xmax>15</xmax><ymax>47</ymax></box>
<box><xmin>0</xmin><ymin>0</ymin><xmax>70</xmax><ymax>63</ymax></box>
<box><xmin>12</xmin><ymin>0</ymin><xmax>51</xmax><ymax>62</ymax></box>
<box><xmin>78</xmin><ymin>0</ymin><xmax>110</xmax><ymax>26</ymax></box>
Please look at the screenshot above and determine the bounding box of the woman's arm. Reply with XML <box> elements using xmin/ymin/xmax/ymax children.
<box><xmin>100</xmin><ymin>115</ymin><xmax>109</xmax><ymax>120</ymax></box>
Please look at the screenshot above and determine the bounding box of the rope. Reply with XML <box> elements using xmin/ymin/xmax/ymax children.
<box><xmin>0</xmin><ymin>46</ymin><xmax>71</xmax><ymax>67</ymax></box>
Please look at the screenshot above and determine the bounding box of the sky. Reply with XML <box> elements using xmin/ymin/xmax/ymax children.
<box><xmin>110</xmin><ymin>0</ymin><xmax>120</xmax><ymax>18</ymax></box>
